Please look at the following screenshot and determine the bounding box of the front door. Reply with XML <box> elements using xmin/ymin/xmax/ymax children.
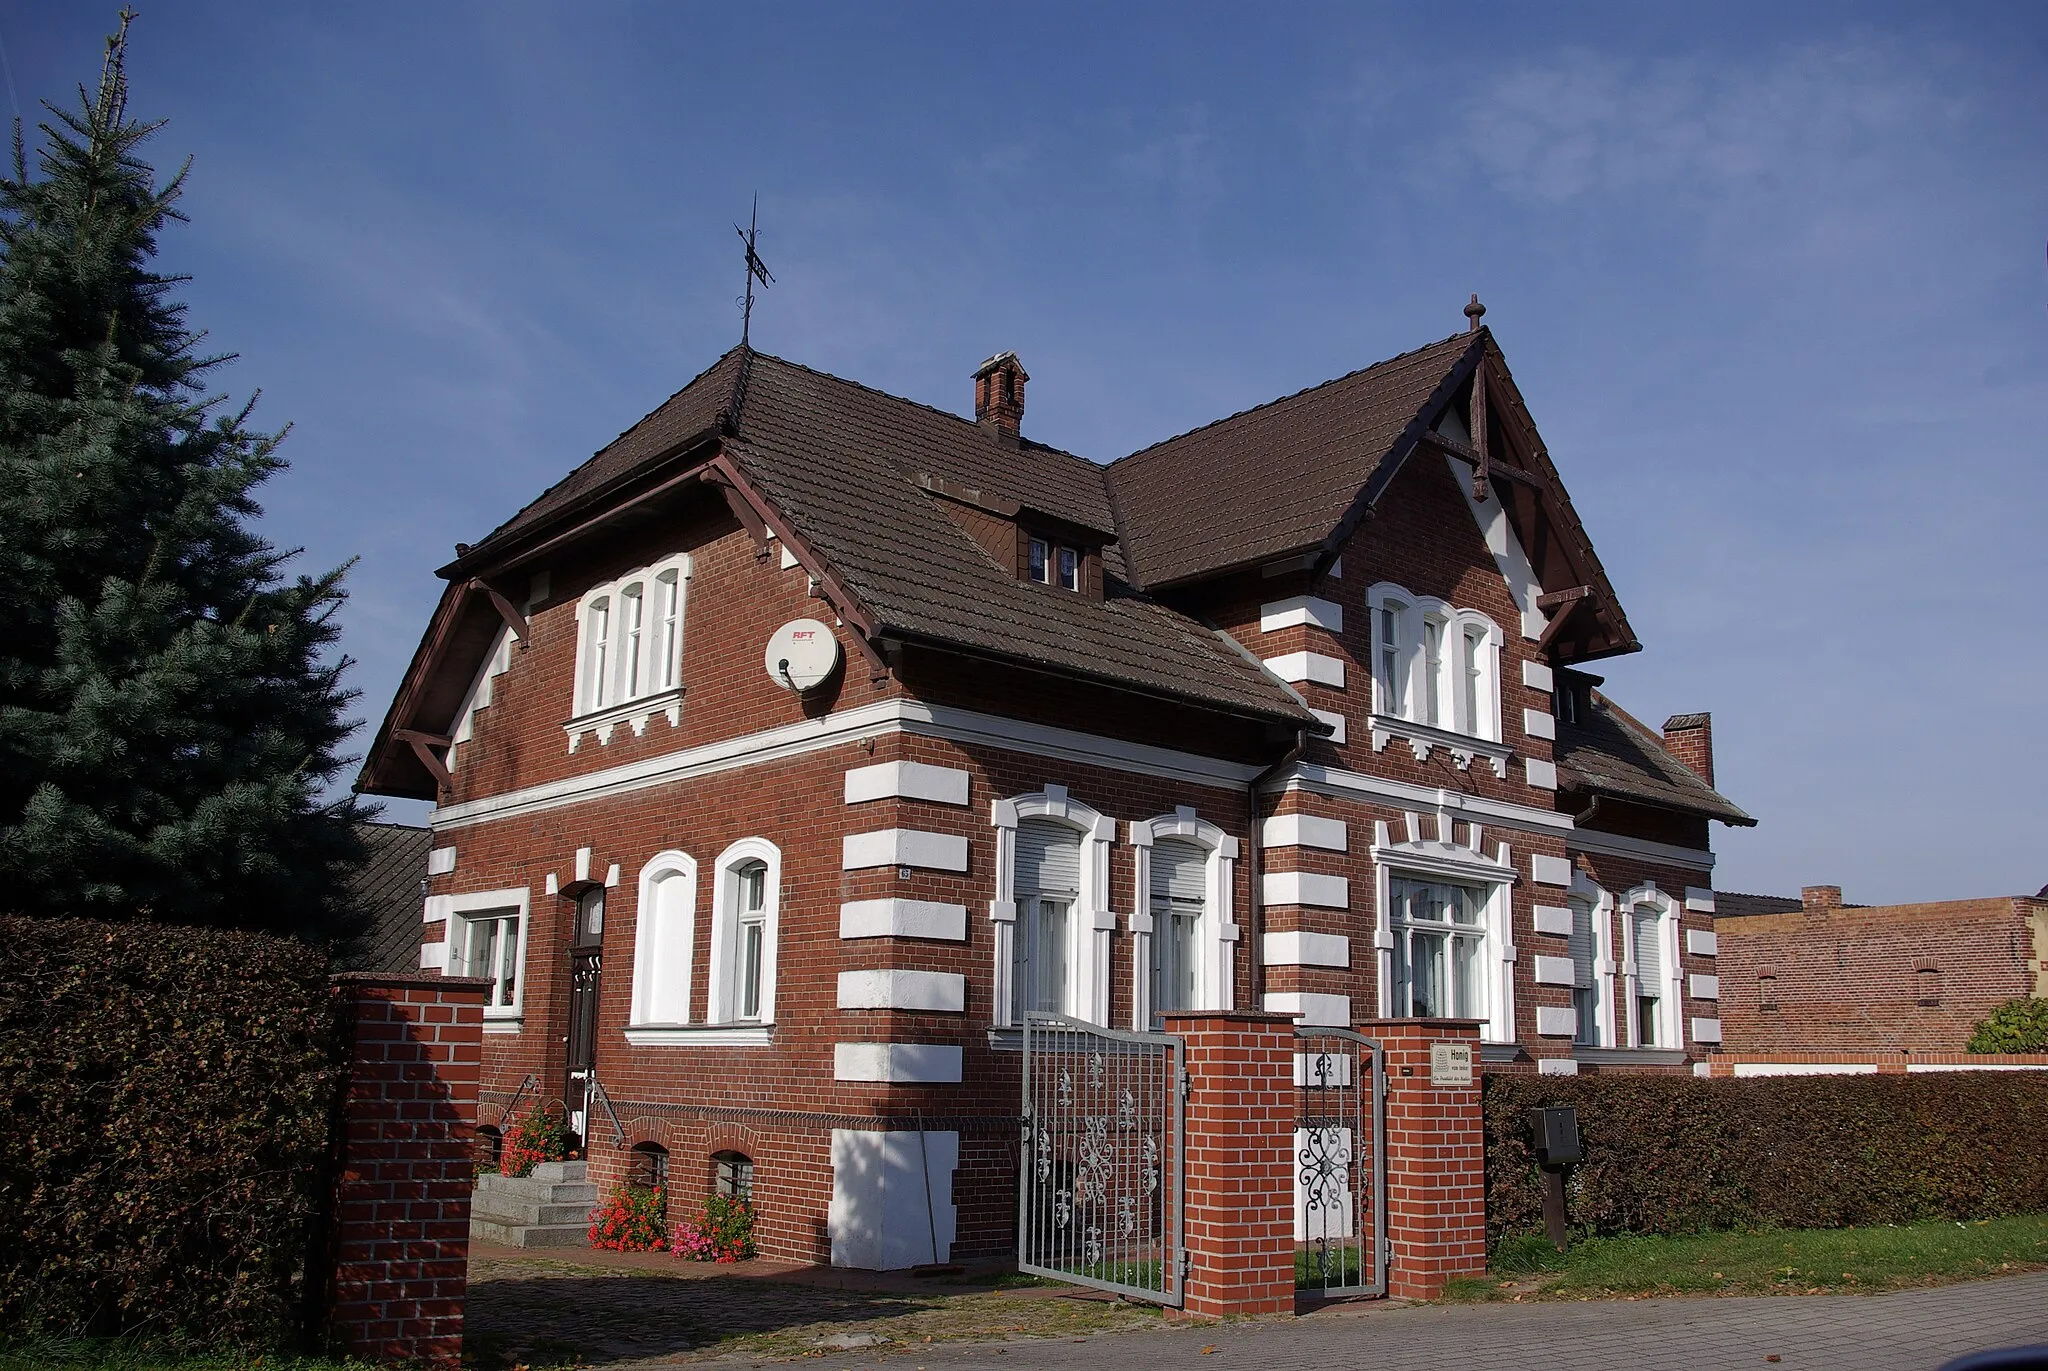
<box><xmin>564</xmin><ymin>888</ymin><xmax>605</xmax><ymax>1146</ymax></box>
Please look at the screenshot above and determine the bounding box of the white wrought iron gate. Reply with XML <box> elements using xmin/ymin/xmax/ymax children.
<box><xmin>1295</xmin><ymin>1026</ymin><xmax>1388</xmax><ymax>1299</ymax></box>
<box><xmin>1018</xmin><ymin>1013</ymin><xmax>1185</xmax><ymax>1306</ymax></box>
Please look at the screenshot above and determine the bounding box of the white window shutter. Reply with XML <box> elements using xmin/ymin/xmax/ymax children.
<box><xmin>1632</xmin><ymin>908</ymin><xmax>1663</xmax><ymax>983</ymax></box>
<box><xmin>1016</xmin><ymin>818</ymin><xmax>1081</xmax><ymax>896</ymax></box>
<box><xmin>1150</xmin><ymin>838</ymin><xmax>1207</xmax><ymax>905</ymax></box>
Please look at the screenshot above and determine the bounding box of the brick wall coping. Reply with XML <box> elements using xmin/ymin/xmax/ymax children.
<box><xmin>1157</xmin><ymin>1010</ymin><xmax>1297</xmax><ymax>1025</ymax></box>
<box><xmin>333</xmin><ymin>971</ymin><xmax>492</xmax><ymax>995</ymax></box>
<box><xmin>1352</xmin><ymin>1017</ymin><xmax>1489</xmax><ymax>1029</ymax></box>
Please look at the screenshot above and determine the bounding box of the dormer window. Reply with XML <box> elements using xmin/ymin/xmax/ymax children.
<box><xmin>1028</xmin><ymin>537</ymin><xmax>1082</xmax><ymax>591</ymax></box>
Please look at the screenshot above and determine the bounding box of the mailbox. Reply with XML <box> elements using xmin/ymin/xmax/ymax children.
<box><xmin>1527</xmin><ymin>1106</ymin><xmax>1582</xmax><ymax>1167</ymax></box>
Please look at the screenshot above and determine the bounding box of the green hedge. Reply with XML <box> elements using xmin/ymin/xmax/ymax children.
<box><xmin>0</xmin><ymin>917</ymin><xmax>340</xmax><ymax>1347</ymax></box>
<box><xmin>1485</xmin><ymin>1072</ymin><xmax>2048</xmax><ymax>1246</ymax></box>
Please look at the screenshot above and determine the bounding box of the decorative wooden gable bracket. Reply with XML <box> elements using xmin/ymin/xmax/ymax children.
<box><xmin>392</xmin><ymin>728</ymin><xmax>454</xmax><ymax>791</ymax></box>
<box><xmin>467</xmin><ymin>579</ymin><xmax>529</xmax><ymax>645</ymax></box>
<box><xmin>701</xmin><ymin>454</ymin><xmax>893</xmax><ymax>683</ymax></box>
<box><xmin>1469</xmin><ymin>364</ymin><xmax>1490</xmax><ymax>502</ymax></box>
<box><xmin>1534</xmin><ymin>586</ymin><xmax>1595</xmax><ymax>655</ymax></box>
<box><xmin>1419</xmin><ymin>429</ymin><xmax>1544</xmax><ymax>490</ymax></box>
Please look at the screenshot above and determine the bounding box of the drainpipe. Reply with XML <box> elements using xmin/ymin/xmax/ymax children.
<box><xmin>1246</xmin><ymin>729</ymin><xmax>1309</xmax><ymax>1007</ymax></box>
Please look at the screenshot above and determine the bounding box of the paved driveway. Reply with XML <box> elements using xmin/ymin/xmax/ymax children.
<box><xmin>774</xmin><ymin>1272</ymin><xmax>2048</xmax><ymax>1371</ymax></box>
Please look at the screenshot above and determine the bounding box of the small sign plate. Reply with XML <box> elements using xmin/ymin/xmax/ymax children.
<box><xmin>1430</xmin><ymin>1041</ymin><xmax>1474</xmax><ymax>1087</ymax></box>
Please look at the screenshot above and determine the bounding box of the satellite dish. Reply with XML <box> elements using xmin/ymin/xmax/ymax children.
<box><xmin>764</xmin><ymin>618</ymin><xmax>841</xmax><ymax>694</ymax></box>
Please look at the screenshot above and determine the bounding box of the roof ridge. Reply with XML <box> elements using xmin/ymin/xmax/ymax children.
<box><xmin>1107</xmin><ymin>330</ymin><xmax>1473</xmax><ymax>471</ymax></box>
<box><xmin>746</xmin><ymin>349</ymin><xmax>1105</xmax><ymax>475</ymax></box>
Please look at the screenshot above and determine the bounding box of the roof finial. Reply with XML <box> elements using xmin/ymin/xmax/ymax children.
<box><xmin>1464</xmin><ymin>293</ymin><xmax>1486</xmax><ymax>333</ymax></box>
<box><xmin>735</xmin><ymin>194</ymin><xmax>774</xmax><ymax>349</ymax></box>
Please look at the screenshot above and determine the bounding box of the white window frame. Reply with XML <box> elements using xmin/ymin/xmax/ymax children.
<box><xmin>1370</xmin><ymin>586</ymin><xmax>1411</xmax><ymax>717</ymax></box>
<box><xmin>1567</xmin><ymin>868</ymin><xmax>1617</xmax><ymax>1049</ymax></box>
<box><xmin>1127</xmin><ymin>807</ymin><xmax>1240</xmax><ymax>1030</ymax></box>
<box><xmin>446</xmin><ymin>886</ymin><xmax>531</xmax><ymax>1030</ymax></box>
<box><xmin>1370</xmin><ymin>815</ymin><xmax>1515</xmax><ymax>1043</ymax></box>
<box><xmin>1366</xmin><ymin>582</ymin><xmax>1509</xmax><ymax>774</ymax></box>
<box><xmin>706</xmin><ymin>838</ymin><xmax>780</xmax><ymax>1025</ymax></box>
<box><xmin>1621</xmin><ymin>885</ymin><xmax>1683</xmax><ymax>1050</ymax></box>
<box><xmin>990</xmin><ymin>786</ymin><xmax>1115</xmax><ymax>1028</ymax></box>
<box><xmin>629</xmin><ymin>850</ymin><xmax>698</xmax><ymax>1027</ymax></box>
<box><xmin>571</xmin><ymin>554</ymin><xmax>693</xmax><ymax>729</ymax></box>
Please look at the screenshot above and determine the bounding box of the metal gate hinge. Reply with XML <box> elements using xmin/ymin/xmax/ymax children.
<box><xmin>1178</xmin><ymin>1067</ymin><xmax>1191</xmax><ymax>1098</ymax></box>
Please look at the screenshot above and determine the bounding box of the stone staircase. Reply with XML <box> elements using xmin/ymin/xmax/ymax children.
<box><xmin>470</xmin><ymin>1160</ymin><xmax>596</xmax><ymax>1248</ymax></box>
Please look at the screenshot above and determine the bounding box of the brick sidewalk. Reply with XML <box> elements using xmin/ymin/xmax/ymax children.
<box><xmin>772</xmin><ymin>1271</ymin><xmax>2048</xmax><ymax>1371</ymax></box>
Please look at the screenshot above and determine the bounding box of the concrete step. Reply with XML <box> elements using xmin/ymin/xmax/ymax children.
<box><xmin>470</xmin><ymin>1198</ymin><xmax>597</xmax><ymax>1227</ymax></box>
<box><xmin>470</xmin><ymin>1215</ymin><xmax>592</xmax><ymax>1248</ymax></box>
<box><xmin>529</xmin><ymin>1160</ymin><xmax>587</xmax><ymax>1183</ymax></box>
<box><xmin>475</xmin><ymin>1174</ymin><xmax>599</xmax><ymax>1206</ymax></box>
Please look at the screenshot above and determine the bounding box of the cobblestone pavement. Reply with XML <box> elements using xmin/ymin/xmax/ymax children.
<box><xmin>797</xmin><ymin>1270</ymin><xmax>2048</xmax><ymax>1371</ymax></box>
<box><xmin>464</xmin><ymin>1246</ymin><xmax>1161</xmax><ymax>1366</ymax></box>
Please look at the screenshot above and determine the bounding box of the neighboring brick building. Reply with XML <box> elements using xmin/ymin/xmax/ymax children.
<box><xmin>1716</xmin><ymin>885</ymin><xmax>2048</xmax><ymax>1053</ymax></box>
<box><xmin>359</xmin><ymin>302</ymin><xmax>1751</xmax><ymax>1267</ymax></box>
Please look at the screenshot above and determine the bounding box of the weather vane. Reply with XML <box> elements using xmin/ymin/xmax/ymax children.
<box><xmin>736</xmin><ymin>195</ymin><xmax>774</xmax><ymax>347</ymax></box>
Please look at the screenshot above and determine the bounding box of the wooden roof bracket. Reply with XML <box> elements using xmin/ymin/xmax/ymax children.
<box><xmin>392</xmin><ymin>728</ymin><xmax>454</xmax><ymax>792</ymax></box>
<box><xmin>702</xmin><ymin>453</ymin><xmax>894</xmax><ymax>684</ymax></box>
<box><xmin>1533</xmin><ymin>593</ymin><xmax>1586</xmax><ymax>656</ymax></box>
<box><xmin>700</xmin><ymin>466</ymin><xmax>772</xmax><ymax>555</ymax></box>
<box><xmin>467</xmin><ymin>579</ymin><xmax>530</xmax><ymax>646</ymax></box>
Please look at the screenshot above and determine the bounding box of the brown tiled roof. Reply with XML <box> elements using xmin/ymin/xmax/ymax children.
<box><xmin>343</xmin><ymin>822</ymin><xmax>432</xmax><ymax>973</ymax></box>
<box><xmin>1555</xmin><ymin>692</ymin><xmax>1755</xmax><ymax>826</ymax></box>
<box><xmin>725</xmin><ymin>354</ymin><xmax>1313</xmax><ymax>725</ymax></box>
<box><xmin>469</xmin><ymin>350</ymin><xmax>746</xmax><ymax>559</ymax></box>
<box><xmin>1105</xmin><ymin>333</ymin><xmax>1479</xmax><ymax>588</ymax></box>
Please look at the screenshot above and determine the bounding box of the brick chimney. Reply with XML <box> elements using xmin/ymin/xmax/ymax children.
<box><xmin>1801</xmin><ymin>885</ymin><xmax>1843</xmax><ymax>914</ymax></box>
<box><xmin>1662</xmin><ymin>712</ymin><xmax>1714</xmax><ymax>787</ymax></box>
<box><xmin>973</xmin><ymin>352</ymin><xmax>1028</xmax><ymax>440</ymax></box>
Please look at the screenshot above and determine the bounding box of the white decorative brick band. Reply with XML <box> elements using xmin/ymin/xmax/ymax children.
<box><xmin>1689</xmin><ymin>974</ymin><xmax>1720</xmax><ymax>1002</ymax></box>
<box><xmin>836</xmin><ymin>970</ymin><xmax>966</xmax><ymax>1012</ymax></box>
<box><xmin>1260</xmin><ymin>596</ymin><xmax>1345</xmax><ymax>634</ymax></box>
<box><xmin>839</xmin><ymin>899</ymin><xmax>968</xmax><ymax>941</ymax></box>
<box><xmin>1685</xmin><ymin>887</ymin><xmax>1716</xmax><ymax>913</ymax></box>
<box><xmin>1521</xmin><ymin>708</ymin><xmax>1555</xmax><ymax>741</ymax></box>
<box><xmin>1524</xmin><ymin>758</ymin><xmax>1558</xmax><ymax>791</ymax></box>
<box><xmin>1522</xmin><ymin>661</ymin><xmax>1554</xmax><ymax>692</ymax></box>
<box><xmin>1530</xmin><ymin>854</ymin><xmax>1573</xmax><ymax>887</ymax></box>
<box><xmin>1261</xmin><ymin>814</ymin><xmax>1349</xmax><ymax>852</ymax></box>
<box><xmin>1262</xmin><ymin>871</ymin><xmax>1349</xmax><ymax>909</ymax></box>
<box><xmin>1687</xmin><ymin>929</ymin><xmax>1719</xmax><ymax>958</ymax></box>
<box><xmin>1264</xmin><ymin>651</ymin><xmax>1346</xmax><ymax>688</ymax></box>
<box><xmin>1532</xmin><ymin>904</ymin><xmax>1574</xmax><ymax>936</ymax></box>
<box><xmin>1264</xmin><ymin>992</ymin><xmax>1351</xmax><ymax>1027</ymax></box>
<box><xmin>1538</xmin><ymin>1057</ymin><xmax>1580</xmax><ymax>1076</ymax></box>
<box><xmin>1309</xmin><ymin>708</ymin><xmax>1348</xmax><ymax>745</ymax></box>
<box><xmin>1262</xmin><ymin>931</ymin><xmax>1350</xmax><ymax>967</ymax></box>
<box><xmin>844</xmin><ymin>760</ymin><xmax>971</xmax><ymax>806</ymax></box>
<box><xmin>418</xmin><ymin>940</ymin><xmax>448</xmax><ymax>972</ymax></box>
<box><xmin>833</xmin><ymin>1042</ymin><xmax>963</xmax><ymax>1083</ymax></box>
<box><xmin>426</xmin><ymin>846</ymin><xmax>457</xmax><ymax>876</ymax></box>
<box><xmin>842</xmin><ymin>828</ymin><xmax>969</xmax><ymax>872</ymax></box>
<box><xmin>1690</xmin><ymin>1017</ymin><xmax>1723</xmax><ymax>1044</ymax></box>
<box><xmin>1532</xmin><ymin>955</ymin><xmax>1576</xmax><ymax>987</ymax></box>
<box><xmin>1534</xmin><ymin>1005</ymin><xmax>1577</xmax><ymax>1037</ymax></box>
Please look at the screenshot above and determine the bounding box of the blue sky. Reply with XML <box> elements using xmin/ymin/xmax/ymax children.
<box><xmin>7</xmin><ymin>3</ymin><xmax>2044</xmax><ymax>902</ymax></box>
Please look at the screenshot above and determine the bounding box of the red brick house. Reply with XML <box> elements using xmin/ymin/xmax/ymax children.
<box><xmin>360</xmin><ymin>304</ymin><xmax>1751</xmax><ymax>1266</ymax></box>
<box><xmin>1715</xmin><ymin>885</ymin><xmax>2048</xmax><ymax>1056</ymax></box>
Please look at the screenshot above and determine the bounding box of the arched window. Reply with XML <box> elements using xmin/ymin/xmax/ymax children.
<box><xmin>989</xmin><ymin>787</ymin><xmax>1114</xmax><ymax>1027</ymax></box>
<box><xmin>476</xmin><ymin>1124</ymin><xmax>504</xmax><ymax>1173</ymax></box>
<box><xmin>1367</xmin><ymin>583</ymin><xmax>1507</xmax><ymax>768</ymax></box>
<box><xmin>630</xmin><ymin>851</ymin><xmax>698</xmax><ymax>1027</ymax></box>
<box><xmin>1371</xmin><ymin>822</ymin><xmax>1517</xmax><ymax>1042</ymax></box>
<box><xmin>630</xmin><ymin>1141</ymin><xmax>670</xmax><ymax>1191</ymax></box>
<box><xmin>713</xmin><ymin>1150</ymin><xmax>755</xmax><ymax>1201</ymax></box>
<box><xmin>707</xmin><ymin>839</ymin><xmax>780</xmax><ymax>1025</ymax></box>
<box><xmin>1128</xmin><ymin>808</ymin><xmax>1240</xmax><ymax>1029</ymax></box>
<box><xmin>1565</xmin><ymin>870</ymin><xmax>1617</xmax><ymax>1049</ymax></box>
<box><xmin>571</xmin><ymin>555</ymin><xmax>692</xmax><ymax>734</ymax></box>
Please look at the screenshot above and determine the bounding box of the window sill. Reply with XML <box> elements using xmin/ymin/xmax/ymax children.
<box><xmin>988</xmin><ymin>1027</ymin><xmax>1022</xmax><ymax>1053</ymax></box>
<box><xmin>564</xmin><ymin>686</ymin><xmax>686</xmax><ymax>752</ymax></box>
<box><xmin>1572</xmin><ymin>1047</ymin><xmax>1688</xmax><ymax>1067</ymax></box>
<box><xmin>482</xmin><ymin>1015</ymin><xmax>524</xmax><ymax>1035</ymax></box>
<box><xmin>1367</xmin><ymin>715</ymin><xmax>1511</xmax><ymax>778</ymax></box>
<box><xmin>623</xmin><ymin>1022</ymin><xmax>773</xmax><ymax>1047</ymax></box>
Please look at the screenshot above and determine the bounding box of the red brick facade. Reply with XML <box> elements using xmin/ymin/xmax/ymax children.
<box><xmin>328</xmin><ymin>974</ymin><xmax>486</xmax><ymax>1364</ymax></box>
<box><xmin>1717</xmin><ymin>893</ymin><xmax>2048</xmax><ymax>1053</ymax></box>
<box><xmin>373</xmin><ymin>335</ymin><xmax>1742</xmax><ymax>1286</ymax></box>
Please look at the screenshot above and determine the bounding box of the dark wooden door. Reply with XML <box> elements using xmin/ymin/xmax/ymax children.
<box><xmin>564</xmin><ymin>949</ymin><xmax>601</xmax><ymax>1146</ymax></box>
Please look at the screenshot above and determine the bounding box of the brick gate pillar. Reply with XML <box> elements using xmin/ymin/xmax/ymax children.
<box><xmin>1161</xmin><ymin>1011</ymin><xmax>1296</xmax><ymax>1318</ymax></box>
<box><xmin>328</xmin><ymin>973</ymin><xmax>489</xmax><ymax>1363</ymax></box>
<box><xmin>1358</xmin><ymin>1018</ymin><xmax>1487</xmax><ymax>1300</ymax></box>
